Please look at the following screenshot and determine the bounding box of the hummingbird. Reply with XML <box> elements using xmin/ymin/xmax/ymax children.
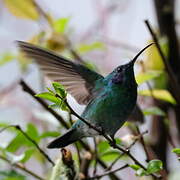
<box><xmin>17</xmin><ymin>41</ymin><xmax>153</xmax><ymax>148</ymax></box>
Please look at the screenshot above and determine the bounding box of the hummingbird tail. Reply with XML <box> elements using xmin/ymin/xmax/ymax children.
<box><xmin>47</xmin><ymin>129</ymin><xmax>79</xmax><ymax>149</ymax></box>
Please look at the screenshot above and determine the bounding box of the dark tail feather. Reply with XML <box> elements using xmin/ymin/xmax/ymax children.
<box><xmin>47</xmin><ymin>129</ymin><xmax>79</xmax><ymax>149</ymax></box>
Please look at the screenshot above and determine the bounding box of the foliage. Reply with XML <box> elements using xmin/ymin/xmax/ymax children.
<box><xmin>36</xmin><ymin>82</ymin><xmax>69</xmax><ymax>111</ymax></box>
<box><xmin>130</xmin><ymin>160</ymin><xmax>163</xmax><ymax>176</ymax></box>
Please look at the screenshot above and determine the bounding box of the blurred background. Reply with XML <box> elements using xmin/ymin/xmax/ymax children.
<box><xmin>0</xmin><ymin>0</ymin><xmax>180</xmax><ymax>180</ymax></box>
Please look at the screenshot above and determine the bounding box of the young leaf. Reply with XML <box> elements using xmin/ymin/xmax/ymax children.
<box><xmin>60</xmin><ymin>101</ymin><xmax>69</xmax><ymax>112</ymax></box>
<box><xmin>100</xmin><ymin>151</ymin><xmax>120</xmax><ymax>162</ymax></box>
<box><xmin>136</xmin><ymin>71</ymin><xmax>162</xmax><ymax>85</ymax></box>
<box><xmin>4</xmin><ymin>0</ymin><xmax>39</xmax><ymax>20</ymax></box>
<box><xmin>136</xmin><ymin>168</ymin><xmax>148</xmax><ymax>176</ymax></box>
<box><xmin>36</xmin><ymin>92</ymin><xmax>58</xmax><ymax>103</ymax></box>
<box><xmin>145</xmin><ymin>38</ymin><xmax>168</xmax><ymax>71</ymax></box>
<box><xmin>172</xmin><ymin>148</ymin><xmax>180</xmax><ymax>155</ymax></box>
<box><xmin>97</xmin><ymin>141</ymin><xmax>110</xmax><ymax>154</ymax></box>
<box><xmin>0</xmin><ymin>52</ymin><xmax>15</xmax><ymax>66</ymax></box>
<box><xmin>20</xmin><ymin>148</ymin><xmax>35</xmax><ymax>163</ymax></box>
<box><xmin>138</xmin><ymin>89</ymin><xmax>176</xmax><ymax>104</ymax></box>
<box><xmin>39</xmin><ymin>131</ymin><xmax>60</xmax><ymax>139</ymax></box>
<box><xmin>143</xmin><ymin>107</ymin><xmax>166</xmax><ymax>116</ymax></box>
<box><xmin>129</xmin><ymin>164</ymin><xmax>148</xmax><ymax>176</ymax></box>
<box><xmin>147</xmin><ymin>160</ymin><xmax>163</xmax><ymax>174</ymax></box>
<box><xmin>7</xmin><ymin>133</ymin><xmax>26</xmax><ymax>152</ymax></box>
<box><xmin>26</xmin><ymin>123</ymin><xmax>39</xmax><ymax>144</ymax></box>
<box><xmin>53</xmin><ymin>17</ymin><xmax>70</xmax><ymax>33</ymax></box>
<box><xmin>129</xmin><ymin>164</ymin><xmax>141</xmax><ymax>171</ymax></box>
<box><xmin>77</xmin><ymin>42</ymin><xmax>105</xmax><ymax>54</ymax></box>
<box><xmin>52</xmin><ymin>82</ymin><xmax>67</xmax><ymax>99</ymax></box>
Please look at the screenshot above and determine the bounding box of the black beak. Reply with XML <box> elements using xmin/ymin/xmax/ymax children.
<box><xmin>130</xmin><ymin>43</ymin><xmax>154</xmax><ymax>65</ymax></box>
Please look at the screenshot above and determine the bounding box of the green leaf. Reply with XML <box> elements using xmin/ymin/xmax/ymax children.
<box><xmin>0</xmin><ymin>53</ymin><xmax>15</xmax><ymax>66</ymax></box>
<box><xmin>136</xmin><ymin>71</ymin><xmax>162</xmax><ymax>85</ymax></box>
<box><xmin>20</xmin><ymin>148</ymin><xmax>35</xmax><ymax>163</ymax></box>
<box><xmin>101</xmin><ymin>151</ymin><xmax>120</xmax><ymax>162</ymax></box>
<box><xmin>172</xmin><ymin>148</ymin><xmax>180</xmax><ymax>155</ymax></box>
<box><xmin>6</xmin><ymin>133</ymin><xmax>25</xmax><ymax>152</ymax></box>
<box><xmin>4</xmin><ymin>0</ymin><xmax>39</xmax><ymax>20</ymax></box>
<box><xmin>60</xmin><ymin>101</ymin><xmax>69</xmax><ymax>112</ymax></box>
<box><xmin>26</xmin><ymin>123</ymin><xmax>39</xmax><ymax>143</ymax></box>
<box><xmin>39</xmin><ymin>131</ymin><xmax>60</xmax><ymax>139</ymax></box>
<box><xmin>7</xmin><ymin>123</ymin><xmax>39</xmax><ymax>152</ymax></box>
<box><xmin>147</xmin><ymin>160</ymin><xmax>163</xmax><ymax>174</ymax></box>
<box><xmin>53</xmin><ymin>17</ymin><xmax>70</xmax><ymax>33</ymax></box>
<box><xmin>138</xmin><ymin>89</ymin><xmax>176</xmax><ymax>104</ymax></box>
<box><xmin>77</xmin><ymin>42</ymin><xmax>105</xmax><ymax>54</ymax></box>
<box><xmin>52</xmin><ymin>82</ymin><xmax>67</xmax><ymax>99</ymax></box>
<box><xmin>47</xmin><ymin>87</ymin><xmax>55</xmax><ymax>94</ymax></box>
<box><xmin>98</xmin><ymin>141</ymin><xmax>110</xmax><ymax>154</ymax></box>
<box><xmin>143</xmin><ymin>107</ymin><xmax>166</xmax><ymax>116</ymax></box>
<box><xmin>36</xmin><ymin>92</ymin><xmax>58</xmax><ymax>103</ymax></box>
<box><xmin>145</xmin><ymin>38</ymin><xmax>168</xmax><ymax>71</ymax></box>
<box><xmin>129</xmin><ymin>164</ymin><xmax>148</xmax><ymax>176</ymax></box>
<box><xmin>129</xmin><ymin>164</ymin><xmax>141</xmax><ymax>171</ymax></box>
<box><xmin>0</xmin><ymin>170</ymin><xmax>26</xmax><ymax>180</ymax></box>
<box><xmin>136</xmin><ymin>168</ymin><xmax>148</xmax><ymax>176</ymax></box>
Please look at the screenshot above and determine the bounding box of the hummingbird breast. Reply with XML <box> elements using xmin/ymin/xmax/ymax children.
<box><xmin>77</xmin><ymin>84</ymin><xmax>137</xmax><ymax>137</ymax></box>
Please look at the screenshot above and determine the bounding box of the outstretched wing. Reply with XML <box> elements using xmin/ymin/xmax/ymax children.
<box><xmin>17</xmin><ymin>41</ymin><xmax>104</xmax><ymax>104</ymax></box>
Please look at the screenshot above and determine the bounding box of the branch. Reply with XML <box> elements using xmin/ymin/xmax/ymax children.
<box><xmin>19</xmin><ymin>80</ymin><xmax>120</xmax><ymax>180</ymax></box>
<box><xmin>144</xmin><ymin>20</ymin><xmax>180</xmax><ymax>104</ymax></box>
<box><xmin>56</xmin><ymin>95</ymin><xmax>161</xmax><ymax>179</ymax></box>
<box><xmin>20</xmin><ymin>80</ymin><xmax>69</xmax><ymax>129</ymax></box>
<box><xmin>136</xmin><ymin>126</ymin><xmax>150</xmax><ymax>162</ymax></box>
<box><xmin>0</xmin><ymin>125</ymin><xmax>54</xmax><ymax>166</ymax></box>
<box><xmin>106</xmin><ymin>130</ymin><xmax>148</xmax><ymax>171</ymax></box>
<box><xmin>87</xmin><ymin>164</ymin><xmax>128</xmax><ymax>179</ymax></box>
<box><xmin>0</xmin><ymin>155</ymin><xmax>45</xmax><ymax>180</ymax></box>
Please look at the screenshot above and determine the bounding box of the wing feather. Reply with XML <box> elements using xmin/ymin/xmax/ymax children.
<box><xmin>17</xmin><ymin>41</ymin><xmax>103</xmax><ymax>104</ymax></box>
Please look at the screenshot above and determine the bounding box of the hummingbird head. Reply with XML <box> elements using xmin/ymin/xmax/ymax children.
<box><xmin>111</xmin><ymin>43</ymin><xmax>154</xmax><ymax>86</ymax></box>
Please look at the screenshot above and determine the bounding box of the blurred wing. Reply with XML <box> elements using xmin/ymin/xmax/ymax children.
<box><xmin>17</xmin><ymin>41</ymin><xmax>104</xmax><ymax>104</ymax></box>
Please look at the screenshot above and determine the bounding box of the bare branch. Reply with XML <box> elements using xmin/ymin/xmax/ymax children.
<box><xmin>87</xmin><ymin>164</ymin><xmax>128</xmax><ymax>179</ymax></box>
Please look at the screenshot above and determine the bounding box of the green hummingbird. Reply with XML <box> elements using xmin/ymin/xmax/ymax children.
<box><xmin>17</xmin><ymin>41</ymin><xmax>153</xmax><ymax>148</ymax></box>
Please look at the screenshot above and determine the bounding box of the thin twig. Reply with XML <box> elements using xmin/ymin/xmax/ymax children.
<box><xmin>106</xmin><ymin>130</ymin><xmax>148</xmax><ymax>171</ymax></box>
<box><xmin>126</xmin><ymin>130</ymin><xmax>148</xmax><ymax>150</ymax></box>
<box><xmin>105</xmin><ymin>153</ymin><xmax>124</xmax><ymax>171</ymax></box>
<box><xmin>0</xmin><ymin>125</ymin><xmax>54</xmax><ymax>166</ymax></box>
<box><xmin>87</xmin><ymin>164</ymin><xmax>128</xmax><ymax>179</ymax></box>
<box><xmin>19</xmin><ymin>80</ymin><xmax>119</xmax><ymax>180</ymax></box>
<box><xmin>93</xmin><ymin>138</ymin><xmax>98</xmax><ymax>176</ymax></box>
<box><xmin>55</xmin><ymin>95</ymin><xmax>161</xmax><ymax>179</ymax></box>
<box><xmin>0</xmin><ymin>155</ymin><xmax>45</xmax><ymax>180</ymax></box>
<box><xmin>144</xmin><ymin>20</ymin><xmax>180</xmax><ymax>104</ymax></box>
<box><xmin>136</xmin><ymin>126</ymin><xmax>150</xmax><ymax>162</ymax></box>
